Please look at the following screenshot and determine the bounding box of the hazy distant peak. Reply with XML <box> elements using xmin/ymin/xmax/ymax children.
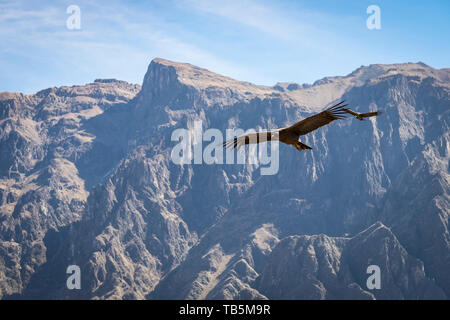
<box><xmin>347</xmin><ymin>62</ymin><xmax>450</xmax><ymax>85</ymax></box>
<box><xmin>273</xmin><ymin>82</ymin><xmax>305</xmax><ymax>92</ymax></box>
<box><xmin>32</xmin><ymin>80</ymin><xmax>141</xmax><ymax>101</ymax></box>
<box><xmin>93</xmin><ymin>79</ymin><xmax>129</xmax><ymax>84</ymax></box>
<box><xmin>0</xmin><ymin>92</ymin><xmax>29</xmax><ymax>101</ymax></box>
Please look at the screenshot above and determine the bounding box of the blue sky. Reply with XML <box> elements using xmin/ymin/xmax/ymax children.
<box><xmin>1</xmin><ymin>0</ymin><xmax>449</xmax><ymax>94</ymax></box>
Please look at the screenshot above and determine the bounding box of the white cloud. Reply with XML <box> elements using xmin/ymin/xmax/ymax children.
<box><xmin>183</xmin><ymin>0</ymin><xmax>332</xmax><ymax>48</ymax></box>
<box><xmin>0</xmin><ymin>0</ymin><xmax>254</xmax><ymax>92</ymax></box>
<box><xmin>186</xmin><ymin>0</ymin><xmax>295</xmax><ymax>38</ymax></box>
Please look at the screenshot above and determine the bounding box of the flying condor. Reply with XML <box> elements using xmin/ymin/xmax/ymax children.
<box><xmin>223</xmin><ymin>101</ymin><xmax>381</xmax><ymax>151</ymax></box>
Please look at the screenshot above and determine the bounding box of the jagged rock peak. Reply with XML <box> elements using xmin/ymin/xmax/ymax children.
<box><xmin>348</xmin><ymin>62</ymin><xmax>450</xmax><ymax>84</ymax></box>
<box><xmin>143</xmin><ymin>58</ymin><xmax>275</xmax><ymax>94</ymax></box>
<box><xmin>32</xmin><ymin>80</ymin><xmax>141</xmax><ymax>101</ymax></box>
<box><xmin>0</xmin><ymin>92</ymin><xmax>29</xmax><ymax>101</ymax></box>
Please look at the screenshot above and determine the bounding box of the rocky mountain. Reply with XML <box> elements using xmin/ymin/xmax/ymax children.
<box><xmin>0</xmin><ymin>58</ymin><xmax>448</xmax><ymax>299</ymax></box>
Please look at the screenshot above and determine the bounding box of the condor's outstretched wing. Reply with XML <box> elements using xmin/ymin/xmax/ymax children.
<box><xmin>222</xmin><ymin>131</ymin><xmax>278</xmax><ymax>150</ymax></box>
<box><xmin>359</xmin><ymin>111</ymin><xmax>382</xmax><ymax>118</ymax></box>
<box><xmin>282</xmin><ymin>101</ymin><xmax>348</xmax><ymax>136</ymax></box>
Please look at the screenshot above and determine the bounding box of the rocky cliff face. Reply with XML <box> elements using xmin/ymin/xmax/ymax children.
<box><xmin>257</xmin><ymin>222</ymin><xmax>445</xmax><ymax>299</ymax></box>
<box><xmin>0</xmin><ymin>59</ymin><xmax>448</xmax><ymax>299</ymax></box>
<box><xmin>0</xmin><ymin>80</ymin><xmax>141</xmax><ymax>298</ymax></box>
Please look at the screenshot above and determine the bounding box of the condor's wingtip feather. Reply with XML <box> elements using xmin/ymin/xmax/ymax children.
<box><xmin>328</xmin><ymin>100</ymin><xmax>346</xmax><ymax>110</ymax></box>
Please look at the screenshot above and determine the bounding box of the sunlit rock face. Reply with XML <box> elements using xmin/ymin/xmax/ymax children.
<box><xmin>0</xmin><ymin>59</ymin><xmax>448</xmax><ymax>299</ymax></box>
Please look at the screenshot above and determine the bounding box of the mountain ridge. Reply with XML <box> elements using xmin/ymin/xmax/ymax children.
<box><xmin>0</xmin><ymin>58</ymin><xmax>448</xmax><ymax>299</ymax></box>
